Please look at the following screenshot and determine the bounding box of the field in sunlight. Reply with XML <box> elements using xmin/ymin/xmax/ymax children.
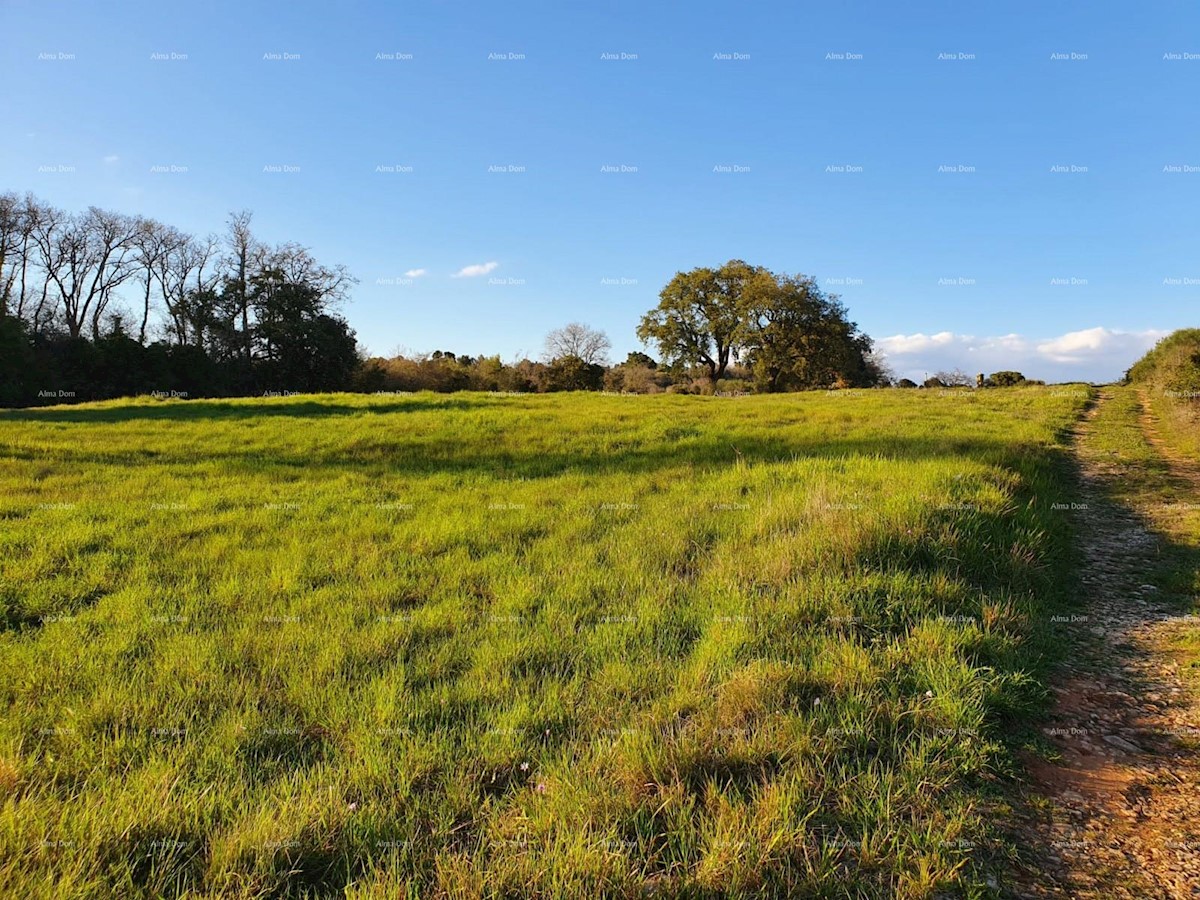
<box><xmin>0</xmin><ymin>387</ymin><xmax>1090</xmax><ymax>898</ymax></box>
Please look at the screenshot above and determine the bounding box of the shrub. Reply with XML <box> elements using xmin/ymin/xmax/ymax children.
<box><xmin>543</xmin><ymin>355</ymin><xmax>605</xmax><ymax>392</ymax></box>
<box><xmin>605</xmin><ymin>364</ymin><xmax>664</xmax><ymax>394</ymax></box>
<box><xmin>989</xmin><ymin>371</ymin><xmax>1027</xmax><ymax>388</ymax></box>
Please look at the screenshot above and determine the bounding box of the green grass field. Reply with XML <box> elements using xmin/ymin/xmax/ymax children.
<box><xmin>0</xmin><ymin>387</ymin><xmax>1091</xmax><ymax>898</ymax></box>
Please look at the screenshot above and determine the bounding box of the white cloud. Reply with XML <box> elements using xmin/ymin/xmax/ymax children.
<box><xmin>875</xmin><ymin>331</ymin><xmax>958</xmax><ymax>354</ymax></box>
<box><xmin>404</xmin><ymin>268</ymin><xmax>427</xmax><ymax>278</ymax></box>
<box><xmin>452</xmin><ymin>261</ymin><xmax>498</xmax><ymax>278</ymax></box>
<box><xmin>1034</xmin><ymin>326</ymin><xmax>1156</xmax><ymax>364</ymax></box>
<box><xmin>103</xmin><ymin>154</ymin><xmax>120</xmax><ymax>165</ymax></box>
<box><xmin>876</xmin><ymin>326</ymin><xmax>1165</xmax><ymax>383</ymax></box>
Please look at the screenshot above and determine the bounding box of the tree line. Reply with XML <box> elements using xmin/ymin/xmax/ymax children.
<box><xmin>1</xmin><ymin>195</ymin><xmax>893</xmax><ymax>406</ymax></box>
<box><xmin>0</xmin><ymin>194</ymin><xmax>359</xmax><ymax>405</ymax></box>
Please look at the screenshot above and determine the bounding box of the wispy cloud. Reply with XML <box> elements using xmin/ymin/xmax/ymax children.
<box><xmin>404</xmin><ymin>268</ymin><xmax>427</xmax><ymax>278</ymax></box>
<box><xmin>876</xmin><ymin>326</ymin><xmax>1166</xmax><ymax>383</ymax></box>
<box><xmin>452</xmin><ymin>261</ymin><xmax>498</xmax><ymax>278</ymax></box>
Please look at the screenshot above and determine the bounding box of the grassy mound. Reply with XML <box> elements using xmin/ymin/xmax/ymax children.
<box><xmin>1127</xmin><ymin>329</ymin><xmax>1200</xmax><ymax>458</ymax></box>
<box><xmin>1127</xmin><ymin>328</ymin><xmax>1200</xmax><ymax>396</ymax></box>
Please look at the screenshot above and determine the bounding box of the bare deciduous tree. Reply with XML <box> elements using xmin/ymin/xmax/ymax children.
<box><xmin>0</xmin><ymin>194</ymin><xmax>52</xmax><ymax>327</ymax></box>
<box><xmin>0</xmin><ymin>193</ymin><xmax>24</xmax><ymax>315</ymax></box>
<box><xmin>83</xmin><ymin>208</ymin><xmax>140</xmax><ymax>339</ymax></box>
<box><xmin>132</xmin><ymin>217</ymin><xmax>173</xmax><ymax>344</ymax></box>
<box><xmin>260</xmin><ymin>241</ymin><xmax>355</xmax><ymax>305</ymax></box>
<box><xmin>934</xmin><ymin>368</ymin><xmax>974</xmax><ymax>387</ymax></box>
<box><xmin>32</xmin><ymin>206</ymin><xmax>140</xmax><ymax>339</ymax></box>
<box><xmin>225</xmin><ymin>210</ymin><xmax>259</xmax><ymax>363</ymax></box>
<box><xmin>155</xmin><ymin>231</ymin><xmax>221</xmax><ymax>346</ymax></box>
<box><xmin>27</xmin><ymin>201</ymin><xmax>70</xmax><ymax>333</ymax></box>
<box><xmin>543</xmin><ymin>322</ymin><xmax>611</xmax><ymax>365</ymax></box>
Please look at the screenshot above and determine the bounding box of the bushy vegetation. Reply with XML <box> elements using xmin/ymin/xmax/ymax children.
<box><xmin>352</xmin><ymin>351</ymin><xmax>756</xmax><ymax>396</ymax></box>
<box><xmin>0</xmin><ymin>386</ymin><xmax>1090</xmax><ymax>897</ymax></box>
<box><xmin>921</xmin><ymin>372</ymin><xmax>1046</xmax><ymax>391</ymax></box>
<box><xmin>1126</xmin><ymin>328</ymin><xmax>1200</xmax><ymax>396</ymax></box>
<box><xmin>986</xmin><ymin>372</ymin><xmax>1029</xmax><ymax>388</ymax></box>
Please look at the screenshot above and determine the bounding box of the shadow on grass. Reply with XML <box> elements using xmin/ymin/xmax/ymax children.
<box><xmin>0</xmin><ymin>430</ymin><xmax>1048</xmax><ymax>480</ymax></box>
<box><xmin>0</xmin><ymin>396</ymin><xmax>480</xmax><ymax>423</ymax></box>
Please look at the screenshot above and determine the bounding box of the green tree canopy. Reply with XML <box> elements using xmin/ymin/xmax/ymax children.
<box><xmin>637</xmin><ymin>260</ymin><xmax>764</xmax><ymax>386</ymax></box>
<box><xmin>638</xmin><ymin>260</ymin><xmax>880</xmax><ymax>391</ymax></box>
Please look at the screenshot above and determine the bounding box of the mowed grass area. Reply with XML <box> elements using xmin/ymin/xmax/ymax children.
<box><xmin>0</xmin><ymin>388</ymin><xmax>1089</xmax><ymax>898</ymax></box>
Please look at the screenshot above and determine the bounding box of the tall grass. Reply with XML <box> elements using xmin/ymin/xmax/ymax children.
<box><xmin>0</xmin><ymin>387</ymin><xmax>1089</xmax><ymax>898</ymax></box>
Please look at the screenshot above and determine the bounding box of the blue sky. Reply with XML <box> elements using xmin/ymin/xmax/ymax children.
<box><xmin>4</xmin><ymin>0</ymin><xmax>1199</xmax><ymax>381</ymax></box>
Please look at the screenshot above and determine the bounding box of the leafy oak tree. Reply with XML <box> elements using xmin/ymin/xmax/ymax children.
<box><xmin>741</xmin><ymin>272</ymin><xmax>879</xmax><ymax>391</ymax></box>
<box><xmin>637</xmin><ymin>260</ymin><xmax>769</xmax><ymax>387</ymax></box>
<box><xmin>638</xmin><ymin>260</ymin><xmax>881</xmax><ymax>391</ymax></box>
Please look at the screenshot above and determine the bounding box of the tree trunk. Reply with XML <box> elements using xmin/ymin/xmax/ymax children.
<box><xmin>139</xmin><ymin>279</ymin><xmax>151</xmax><ymax>344</ymax></box>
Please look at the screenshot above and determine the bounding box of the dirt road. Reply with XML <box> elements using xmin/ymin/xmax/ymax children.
<box><xmin>1013</xmin><ymin>390</ymin><xmax>1200</xmax><ymax>898</ymax></box>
